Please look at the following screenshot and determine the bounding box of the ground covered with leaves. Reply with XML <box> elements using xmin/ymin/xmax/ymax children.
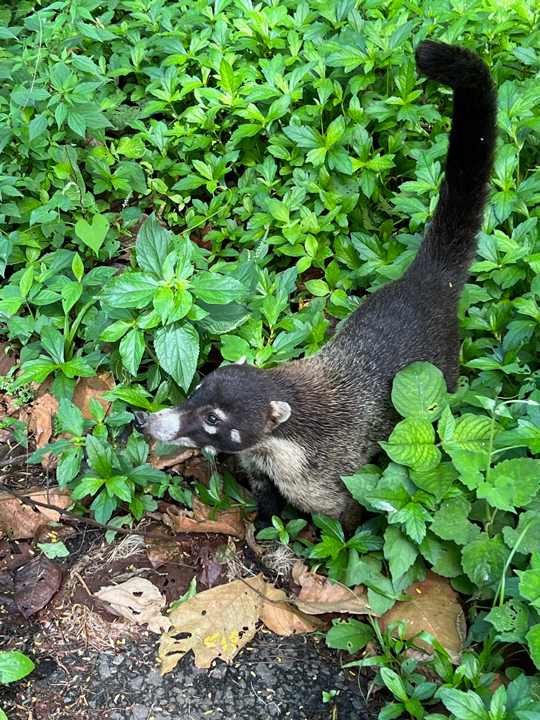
<box><xmin>1</xmin><ymin>0</ymin><xmax>540</xmax><ymax>719</ymax></box>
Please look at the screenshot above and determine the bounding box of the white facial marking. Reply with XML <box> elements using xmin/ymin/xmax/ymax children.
<box><xmin>205</xmin><ymin>424</ymin><xmax>218</xmax><ymax>434</ymax></box>
<box><xmin>204</xmin><ymin>446</ymin><xmax>216</xmax><ymax>456</ymax></box>
<box><xmin>145</xmin><ymin>408</ymin><xmax>181</xmax><ymax>443</ymax></box>
<box><xmin>231</xmin><ymin>429</ymin><xmax>241</xmax><ymax>443</ymax></box>
<box><xmin>212</xmin><ymin>408</ymin><xmax>227</xmax><ymax>421</ymax></box>
<box><xmin>195</xmin><ymin>383</ymin><xmax>202</xmax><ymax>390</ymax></box>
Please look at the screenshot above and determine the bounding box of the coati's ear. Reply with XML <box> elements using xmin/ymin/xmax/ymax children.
<box><xmin>235</xmin><ymin>356</ymin><xmax>247</xmax><ymax>365</ymax></box>
<box><xmin>267</xmin><ymin>401</ymin><xmax>291</xmax><ymax>429</ymax></box>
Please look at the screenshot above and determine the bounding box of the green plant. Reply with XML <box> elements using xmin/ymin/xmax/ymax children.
<box><xmin>197</xmin><ymin>470</ymin><xmax>257</xmax><ymax>519</ymax></box>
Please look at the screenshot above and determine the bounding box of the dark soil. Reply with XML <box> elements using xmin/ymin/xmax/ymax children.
<box><xmin>1</xmin><ymin>632</ymin><xmax>377</xmax><ymax>720</ymax></box>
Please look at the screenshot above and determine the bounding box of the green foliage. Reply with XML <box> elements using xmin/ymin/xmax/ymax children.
<box><xmin>0</xmin><ymin>651</ymin><xmax>35</xmax><ymax>684</ymax></box>
<box><xmin>1</xmin><ymin>0</ymin><xmax>540</xmax><ymax>715</ymax></box>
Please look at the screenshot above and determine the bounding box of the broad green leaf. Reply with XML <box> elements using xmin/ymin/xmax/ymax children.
<box><xmin>38</xmin><ymin>541</ymin><xmax>70</xmax><ymax>559</ymax></box>
<box><xmin>462</xmin><ymin>533</ymin><xmax>510</xmax><ymax>587</ymax></box>
<box><xmin>392</xmin><ymin>362</ymin><xmax>447</xmax><ymax>421</ymax></box>
<box><xmin>283</xmin><ymin>124</ymin><xmax>324</xmax><ymax>149</ymax></box>
<box><xmin>267</xmin><ymin>198</ymin><xmax>290</xmax><ymax>223</ymax></box>
<box><xmin>380</xmin><ymin>417</ymin><xmax>441</xmax><ymax>472</ymax></box>
<box><xmin>410</xmin><ymin>462</ymin><xmax>457</xmax><ymax>501</ymax></box>
<box><xmin>380</xmin><ymin>668</ymin><xmax>408</xmax><ymax>703</ymax></box>
<box><xmin>430</xmin><ymin>497</ymin><xmax>480</xmax><ymax>545</ymax></box>
<box><xmin>86</xmin><ymin>435</ymin><xmax>113</xmax><ymax>478</ymax></box>
<box><xmin>12</xmin><ymin>357</ymin><xmax>58</xmax><ymax>388</ymax></box>
<box><xmin>485</xmin><ymin>600</ymin><xmax>529</xmax><ymax>643</ymax></box>
<box><xmin>191</xmin><ymin>273</ymin><xmax>245</xmax><ymax>304</ymax></box>
<box><xmin>503</xmin><ymin>511</ymin><xmax>540</xmax><ymax>554</ymax></box>
<box><xmin>75</xmin><ymin>215</ymin><xmax>110</xmax><ymax>254</ymax></box>
<box><xmin>0</xmin><ymin>651</ymin><xmax>35</xmax><ymax>683</ymax></box>
<box><xmin>119</xmin><ymin>328</ymin><xmax>145</xmax><ymax>376</ymax></box>
<box><xmin>325</xmin><ymin>619</ymin><xmax>374</xmax><ymax>653</ymax></box>
<box><xmin>57</xmin><ymin>398</ymin><xmax>84</xmax><ymax>436</ymax></box>
<box><xmin>100</xmin><ymin>273</ymin><xmax>159</xmax><ymax>308</ymax></box>
<box><xmin>91</xmin><ymin>489</ymin><xmax>117</xmax><ymax>524</ymax></box>
<box><xmin>526</xmin><ymin>624</ymin><xmax>540</xmax><ymax>671</ymax></box>
<box><xmin>29</xmin><ymin>114</ymin><xmax>48</xmax><ymax>141</ymax></box>
<box><xmin>154</xmin><ymin>322</ymin><xmax>199</xmax><ymax>392</ymax></box>
<box><xmin>100</xmin><ymin>320</ymin><xmax>133</xmax><ymax>342</ymax></box>
<box><xmin>56</xmin><ymin>446</ymin><xmax>83</xmax><ymax>488</ymax></box>
<box><xmin>384</xmin><ymin>526</ymin><xmax>417</xmax><ymax>579</ymax></box>
<box><xmin>477</xmin><ymin>458</ymin><xmax>540</xmax><ymax>512</ymax></box>
<box><xmin>61</xmin><ymin>281</ymin><xmax>83</xmax><ymax>313</ymax></box>
<box><xmin>439</xmin><ymin>688</ymin><xmax>489</xmax><ymax>720</ymax></box>
<box><xmin>41</xmin><ymin>325</ymin><xmax>65</xmax><ymax>364</ymax></box>
<box><xmin>219</xmin><ymin>57</ymin><xmax>236</xmax><ymax>95</ymax></box>
<box><xmin>135</xmin><ymin>213</ymin><xmax>172</xmax><ymax>279</ymax></box>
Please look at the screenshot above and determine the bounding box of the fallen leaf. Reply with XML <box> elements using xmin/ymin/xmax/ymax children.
<box><xmin>244</xmin><ymin>524</ymin><xmax>264</xmax><ymax>557</ymax></box>
<box><xmin>72</xmin><ymin>374</ymin><xmax>114</xmax><ymax>419</ymax></box>
<box><xmin>34</xmin><ymin>523</ymin><xmax>77</xmax><ymax>544</ymax></box>
<box><xmin>378</xmin><ymin>571</ymin><xmax>465</xmax><ymax>660</ymax></box>
<box><xmin>159</xmin><ymin>574</ymin><xmax>265</xmax><ymax>672</ymax></box>
<box><xmin>292</xmin><ymin>562</ymin><xmax>373</xmax><ymax>616</ymax></box>
<box><xmin>150</xmin><ymin>447</ymin><xmax>196</xmax><ymax>470</ymax></box>
<box><xmin>14</xmin><ymin>554</ymin><xmax>62</xmax><ymax>618</ymax></box>
<box><xmin>145</xmin><ymin>532</ymin><xmax>184</xmax><ymax>569</ymax></box>
<box><xmin>95</xmin><ymin>577</ymin><xmax>172</xmax><ymax>633</ymax></box>
<box><xmin>0</xmin><ymin>487</ymin><xmax>73</xmax><ymax>540</ymax></box>
<box><xmin>198</xmin><ymin>547</ymin><xmax>223</xmax><ymax>589</ymax></box>
<box><xmin>0</xmin><ymin>540</ymin><xmax>34</xmax><ymax>571</ymax></box>
<box><xmin>260</xmin><ymin>584</ymin><xmax>325</xmax><ymax>636</ymax></box>
<box><xmin>28</xmin><ymin>393</ymin><xmax>59</xmax><ymax>448</ymax></box>
<box><xmin>0</xmin><ymin>343</ymin><xmax>17</xmax><ymax>376</ymax></box>
<box><xmin>163</xmin><ymin>496</ymin><xmax>251</xmax><ymax>539</ymax></box>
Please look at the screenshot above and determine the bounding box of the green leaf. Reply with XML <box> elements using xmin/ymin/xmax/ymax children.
<box><xmin>61</xmin><ymin>281</ymin><xmax>83</xmax><ymax>313</ymax></box>
<box><xmin>41</xmin><ymin>325</ymin><xmax>65</xmax><ymax>364</ymax></box>
<box><xmin>526</xmin><ymin>624</ymin><xmax>540</xmax><ymax>671</ymax></box>
<box><xmin>106</xmin><ymin>476</ymin><xmax>132</xmax><ymax>502</ymax></box>
<box><xmin>392</xmin><ymin>362</ymin><xmax>447</xmax><ymax>421</ymax></box>
<box><xmin>266</xmin><ymin>94</ymin><xmax>290</xmax><ymax>123</ymax></box>
<box><xmin>86</xmin><ymin>435</ymin><xmax>113</xmax><ymax>478</ymax></box>
<box><xmin>154</xmin><ymin>322</ymin><xmax>199</xmax><ymax>392</ymax></box>
<box><xmin>326</xmin><ymin>45</ymin><xmax>366</xmax><ymax>71</ymax></box>
<box><xmin>0</xmin><ymin>651</ymin><xmax>36</xmax><ymax>683</ymax></box>
<box><xmin>430</xmin><ymin>497</ymin><xmax>480</xmax><ymax>545</ymax></box>
<box><xmin>91</xmin><ymin>489</ymin><xmax>117</xmax><ymax>524</ymax></box>
<box><xmin>57</xmin><ymin>398</ymin><xmax>84</xmax><ymax>437</ymax></box>
<box><xmin>119</xmin><ymin>328</ymin><xmax>145</xmax><ymax>376</ymax></box>
<box><xmin>485</xmin><ymin>600</ymin><xmax>529</xmax><ymax>643</ymax></box>
<box><xmin>503</xmin><ymin>511</ymin><xmax>540</xmax><ymax>554</ymax></box>
<box><xmin>56</xmin><ymin>446</ymin><xmax>83</xmax><ymax>488</ymax></box>
<box><xmin>380</xmin><ymin>417</ymin><xmax>441</xmax><ymax>472</ymax></box>
<box><xmin>135</xmin><ymin>213</ymin><xmax>172</xmax><ymax>279</ymax></box>
<box><xmin>100</xmin><ymin>273</ymin><xmax>159</xmax><ymax>309</ymax></box>
<box><xmin>410</xmin><ymin>462</ymin><xmax>457</xmax><ymax>501</ymax></box>
<box><xmin>12</xmin><ymin>358</ymin><xmax>58</xmax><ymax>388</ymax></box>
<box><xmin>325</xmin><ymin>116</ymin><xmax>345</xmax><ymax>147</ymax></box>
<box><xmin>325</xmin><ymin>619</ymin><xmax>374</xmax><ymax>653</ymax></box>
<box><xmin>219</xmin><ymin>57</ymin><xmax>236</xmax><ymax>95</ymax></box>
<box><xmin>283</xmin><ymin>124</ymin><xmax>324</xmax><ymax>149</ymax></box>
<box><xmin>38</xmin><ymin>541</ymin><xmax>70</xmax><ymax>559</ymax></box>
<box><xmin>71</xmin><ymin>475</ymin><xmax>106</xmax><ymax>500</ymax></box>
<box><xmin>100</xmin><ymin>320</ymin><xmax>133</xmax><ymax>342</ymax></box>
<box><xmin>75</xmin><ymin>215</ymin><xmax>110</xmax><ymax>254</ymax></box>
<box><xmin>462</xmin><ymin>533</ymin><xmax>510</xmax><ymax>587</ymax></box>
<box><xmin>384</xmin><ymin>525</ymin><xmax>417</xmax><ymax>579</ymax></box>
<box><xmin>380</xmin><ymin>668</ymin><xmax>408</xmax><ymax>703</ymax></box>
<box><xmin>191</xmin><ymin>273</ymin><xmax>245</xmax><ymax>305</ymax></box>
<box><xmin>305</xmin><ymin>279</ymin><xmax>330</xmax><ymax>297</ymax></box>
<box><xmin>478</xmin><ymin>458</ymin><xmax>540</xmax><ymax>511</ymax></box>
<box><xmin>267</xmin><ymin>198</ymin><xmax>290</xmax><ymax>223</ymax></box>
<box><xmin>439</xmin><ymin>689</ymin><xmax>489</xmax><ymax>720</ymax></box>
<box><xmin>29</xmin><ymin>114</ymin><xmax>48</xmax><ymax>141</ymax></box>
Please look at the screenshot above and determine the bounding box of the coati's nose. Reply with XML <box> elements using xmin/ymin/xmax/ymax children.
<box><xmin>132</xmin><ymin>411</ymin><xmax>148</xmax><ymax>431</ymax></box>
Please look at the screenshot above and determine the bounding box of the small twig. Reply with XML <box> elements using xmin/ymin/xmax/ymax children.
<box><xmin>236</xmin><ymin>574</ymin><xmax>296</xmax><ymax>607</ymax></box>
<box><xmin>307</xmin><ymin>691</ymin><xmax>321</xmax><ymax>720</ymax></box>
<box><xmin>0</xmin><ymin>451</ymin><xmax>35</xmax><ymax>468</ymax></box>
<box><xmin>502</xmin><ymin>62</ymin><xmax>536</xmax><ymax>76</ymax></box>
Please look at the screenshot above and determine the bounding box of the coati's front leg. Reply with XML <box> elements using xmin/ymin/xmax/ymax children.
<box><xmin>249</xmin><ymin>471</ymin><xmax>285</xmax><ymax>528</ymax></box>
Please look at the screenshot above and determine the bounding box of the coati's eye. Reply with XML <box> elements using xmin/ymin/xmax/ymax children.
<box><xmin>205</xmin><ymin>413</ymin><xmax>219</xmax><ymax>425</ymax></box>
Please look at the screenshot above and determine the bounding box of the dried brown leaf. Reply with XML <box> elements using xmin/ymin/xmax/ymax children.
<box><xmin>159</xmin><ymin>574</ymin><xmax>265</xmax><ymax>672</ymax></box>
<box><xmin>14</xmin><ymin>554</ymin><xmax>62</xmax><ymax>618</ymax></box>
<box><xmin>260</xmin><ymin>585</ymin><xmax>325</xmax><ymax>636</ymax></box>
<box><xmin>0</xmin><ymin>487</ymin><xmax>72</xmax><ymax>540</ymax></box>
<box><xmin>72</xmin><ymin>374</ymin><xmax>114</xmax><ymax>420</ymax></box>
<box><xmin>293</xmin><ymin>562</ymin><xmax>373</xmax><ymax>616</ymax></box>
<box><xmin>95</xmin><ymin>577</ymin><xmax>171</xmax><ymax>633</ymax></box>
<box><xmin>0</xmin><ymin>343</ymin><xmax>16</xmax><ymax>377</ymax></box>
<box><xmin>150</xmin><ymin>447</ymin><xmax>197</xmax><ymax>470</ymax></box>
<box><xmin>28</xmin><ymin>393</ymin><xmax>59</xmax><ymax>448</ymax></box>
<box><xmin>163</xmin><ymin>497</ymin><xmax>250</xmax><ymax>539</ymax></box>
<box><xmin>378</xmin><ymin>571</ymin><xmax>466</xmax><ymax>660</ymax></box>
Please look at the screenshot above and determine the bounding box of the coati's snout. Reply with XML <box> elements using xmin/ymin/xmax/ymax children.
<box><xmin>134</xmin><ymin>363</ymin><xmax>292</xmax><ymax>455</ymax></box>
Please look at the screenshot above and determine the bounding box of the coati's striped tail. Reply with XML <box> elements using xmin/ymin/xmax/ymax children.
<box><xmin>412</xmin><ymin>41</ymin><xmax>497</xmax><ymax>282</ymax></box>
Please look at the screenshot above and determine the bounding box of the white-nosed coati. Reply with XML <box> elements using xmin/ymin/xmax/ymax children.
<box><xmin>134</xmin><ymin>41</ymin><xmax>498</xmax><ymax>534</ymax></box>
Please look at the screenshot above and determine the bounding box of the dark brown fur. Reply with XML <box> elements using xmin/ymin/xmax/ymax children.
<box><xmin>135</xmin><ymin>42</ymin><xmax>497</xmax><ymax>534</ymax></box>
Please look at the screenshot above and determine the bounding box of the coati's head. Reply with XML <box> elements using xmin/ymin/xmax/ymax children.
<box><xmin>132</xmin><ymin>359</ymin><xmax>291</xmax><ymax>455</ymax></box>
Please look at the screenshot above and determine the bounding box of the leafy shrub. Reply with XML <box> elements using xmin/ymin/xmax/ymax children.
<box><xmin>1</xmin><ymin>0</ymin><xmax>540</xmax><ymax>713</ymax></box>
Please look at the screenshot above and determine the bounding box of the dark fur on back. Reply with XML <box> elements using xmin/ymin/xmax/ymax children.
<box><xmin>135</xmin><ymin>42</ymin><xmax>497</xmax><ymax>534</ymax></box>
